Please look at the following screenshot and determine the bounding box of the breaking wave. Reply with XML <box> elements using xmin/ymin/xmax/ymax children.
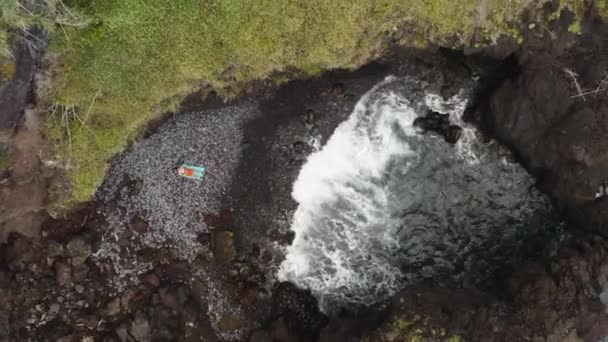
<box><xmin>278</xmin><ymin>76</ymin><xmax>560</xmax><ymax>312</ymax></box>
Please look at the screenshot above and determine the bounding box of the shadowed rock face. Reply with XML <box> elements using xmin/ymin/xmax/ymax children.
<box><xmin>0</xmin><ymin>34</ymin><xmax>43</xmax><ymax>137</ymax></box>
<box><xmin>483</xmin><ymin>12</ymin><xmax>608</xmax><ymax>237</ymax></box>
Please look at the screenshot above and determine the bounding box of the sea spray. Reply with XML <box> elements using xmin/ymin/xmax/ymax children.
<box><xmin>278</xmin><ymin>76</ymin><xmax>560</xmax><ymax>312</ymax></box>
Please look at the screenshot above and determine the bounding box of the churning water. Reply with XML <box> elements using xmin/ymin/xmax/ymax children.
<box><xmin>278</xmin><ymin>76</ymin><xmax>560</xmax><ymax>312</ymax></box>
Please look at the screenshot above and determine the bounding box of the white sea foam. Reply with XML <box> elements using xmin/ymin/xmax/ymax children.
<box><xmin>278</xmin><ymin>77</ymin><xmax>427</xmax><ymax>308</ymax></box>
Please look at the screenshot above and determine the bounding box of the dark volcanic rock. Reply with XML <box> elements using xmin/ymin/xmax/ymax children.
<box><xmin>484</xmin><ymin>13</ymin><xmax>608</xmax><ymax>235</ymax></box>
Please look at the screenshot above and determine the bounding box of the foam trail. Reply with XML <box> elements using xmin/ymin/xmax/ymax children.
<box><xmin>279</xmin><ymin>77</ymin><xmax>420</xmax><ymax>308</ymax></box>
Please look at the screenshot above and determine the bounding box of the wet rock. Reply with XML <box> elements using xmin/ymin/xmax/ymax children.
<box><xmin>66</xmin><ymin>239</ymin><xmax>92</xmax><ymax>266</ymax></box>
<box><xmin>210</xmin><ymin>230</ymin><xmax>236</xmax><ymax>264</ymax></box>
<box><xmin>413</xmin><ymin>111</ymin><xmax>462</xmax><ymax>144</ymax></box>
<box><xmin>271</xmin><ymin>283</ymin><xmax>328</xmax><ymax>340</ymax></box>
<box><xmin>130</xmin><ymin>311</ymin><xmax>151</xmax><ymax>342</ymax></box>
<box><xmin>445</xmin><ymin>125</ymin><xmax>463</xmax><ymax>144</ymax></box>
<box><xmin>413</xmin><ymin>111</ymin><xmax>449</xmax><ymax>131</ymax></box>
<box><xmin>302</xmin><ymin>109</ymin><xmax>315</xmax><ymax>125</ymax></box>
<box><xmin>292</xmin><ymin>141</ymin><xmax>307</xmax><ymax>155</ymax></box>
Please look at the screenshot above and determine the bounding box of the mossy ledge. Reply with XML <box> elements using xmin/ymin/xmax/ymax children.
<box><xmin>2</xmin><ymin>0</ymin><xmax>602</xmax><ymax>208</ymax></box>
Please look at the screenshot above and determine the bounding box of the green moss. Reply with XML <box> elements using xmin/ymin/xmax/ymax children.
<box><xmin>44</xmin><ymin>0</ymin><xmax>564</xmax><ymax>206</ymax></box>
<box><xmin>598</xmin><ymin>0</ymin><xmax>608</xmax><ymax>18</ymax></box>
<box><xmin>568</xmin><ymin>20</ymin><xmax>582</xmax><ymax>34</ymax></box>
<box><xmin>397</xmin><ymin>319</ymin><xmax>414</xmax><ymax>330</ymax></box>
<box><xmin>0</xmin><ymin>58</ymin><xmax>14</xmax><ymax>80</ymax></box>
<box><xmin>0</xmin><ymin>148</ymin><xmax>9</xmax><ymax>170</ymax></box>
<box><xmin>0</xmin><ymin>0</ymin><xmax>87</xmax><ymax>59</ymax></box>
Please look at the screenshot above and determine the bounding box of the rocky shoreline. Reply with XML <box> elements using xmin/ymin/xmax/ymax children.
<box><xmin>2</xmin><ymin>6</ymin><xmax>608</xmax><ymax>342</ymax></box>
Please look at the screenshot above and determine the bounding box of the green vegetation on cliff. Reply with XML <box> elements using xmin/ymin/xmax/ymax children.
<box><xmin>2</xmin><ymin>0</ymin><xmax>601</xmax><ymax>207</ymax></box>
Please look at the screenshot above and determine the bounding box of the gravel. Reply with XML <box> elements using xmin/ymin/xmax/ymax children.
<box><xmin>96</xmin><ymin>100</ymin><xmax>259</xmax><ymax>285</ymax></box>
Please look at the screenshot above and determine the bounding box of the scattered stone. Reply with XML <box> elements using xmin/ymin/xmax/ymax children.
<box><xmin>66</xmin><ymin>239</ymin><xmax>92</xmax><ymax>266</ymax></box>
<box><xmin>74</xmin><ymin>284</ymin><xmax>85</xmax><ymax>294</ymax></box>
<box><xmin>55</xmin><ymin>262</ymin><xmax>72</xmax><ymax>287</ymax></box>
<box><xmin>210</xmin><ymin>230</ymin><xmax>236</xmax><ymax>264</ymax></box>
<box><xmin>104</xmin><ymin>297</ymin><xmax>121</xmax><ymax>316</ymax></box>
<box><xmin>49</xmin><ymin>303</ymin><xmax>60</xmax><ymax>315</ymax></box>
<box><xmin>141</xmin><ymin>272</ymin><xmax>161</xmax><ymax>288</ymax></box>
<box><xmin>129</xmin><ymin>215</ymin><xmax>149</xmax><ymax>234</ymax></box>
<box><xmin>130</xmin><ymin>311</ymin><xmax>151</xmax><ymax>342</ymax></box>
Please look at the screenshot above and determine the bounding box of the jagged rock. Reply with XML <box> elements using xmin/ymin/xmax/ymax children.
<box><xmin>66</xmin><ymin>239</ymin><xmax>92</xmax><ymax>266</ymax></box>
